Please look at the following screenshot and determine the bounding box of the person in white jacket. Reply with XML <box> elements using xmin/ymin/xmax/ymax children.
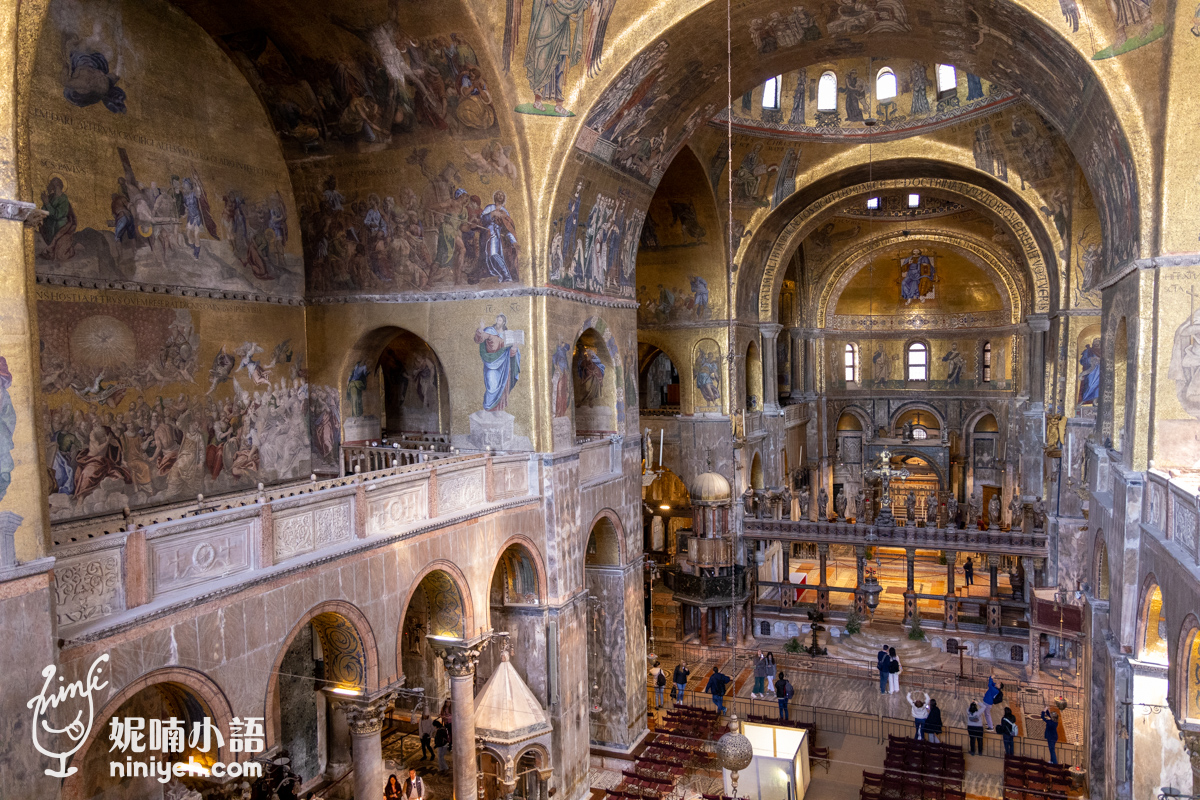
<box><xmin>907</xmin><ymin>690</ymin><xmax>931</xmax><ymax>740</ymax></box>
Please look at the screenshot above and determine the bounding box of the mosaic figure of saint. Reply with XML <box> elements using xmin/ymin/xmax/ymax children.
<box><xmin>475</xmin><ymin>315</ymin><xmax>522</xmax><ymax>412</ymax></box>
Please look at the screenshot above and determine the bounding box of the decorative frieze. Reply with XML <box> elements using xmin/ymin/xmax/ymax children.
<box><xmin>437</xmin><ymin>469</ymin><xmax>486</xmax><ymax>515</ymax></box>
<box><xmin>367</xmin><ymin>482</ymin><xmax>429</xmax><ymax>535</ymax></box>
<box><xmin>149</xmin><ymin>522</ymin><xmax>253</xmax><ymax>597</ymax></box>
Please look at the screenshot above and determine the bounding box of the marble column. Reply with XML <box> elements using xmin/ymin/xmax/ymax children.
<box><xmin>700</xmin><ymin>608</ymin><xmax>709</xmax><ymax>645</ymax></box>
<box><xmin>988</xmin><ymin>554</ymin><xmax>1000</xmax><ymax>598</ymax></box>
<box><xmin>324</xmin><ymin>692</ymin><xmax>352</xmax><ymax>779</ymax></box>
<box><xmin>762</xmin><ymin>324</ymin><xmax>783</xmax><ymax>412</ymax></box>
<box><xmin>434</xmin><ymin>639</ymin><xmax>487</xmax><ymax>800</ymax></box>
<box><xmin>340</xmin><ymin>693</ymin><xmax>394</xmax><ymax>800</ymax></box>
<box><xmin>1021</xmin><ymin>556</ymin><xmax>1034</xmax><ymax>605</ymax></box>
<box><xmin>944</xmin><ymin>550</ymin><xmax>957</xmax><ymax>627</ymax></box>
<box><xmin>790</xmin><ymin>328</ymin><xmax>804</xmax><ymax>394</ymax></box>
<box><xmin>1026</xmin><ymin>314</ymin><xmax>1049</xmax><ymax>406</ymax></box>
<box><xmin>904</xmin><ymin>548</ymin><xmax>916</xmax><ymax>624</ymax></box>
<box><xmin>987</xmin><ymin>555</ymin><xmax>1002</xmax><ymax>632</ymax></box>
<box><xmin>817</xmin><ymin>543</ymin><xmax>829</xmax><ymax>613</ymax></box>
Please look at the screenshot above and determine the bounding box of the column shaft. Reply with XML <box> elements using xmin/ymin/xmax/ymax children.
<box><xmin>350</xmin><ymin>725</ymin><xmax>384</xmax><ymax>800</ymax></box>
<box><xmin>450</xmin><ymin>673</ymin><xmax>478</xmax><ymax>800</ymax></box>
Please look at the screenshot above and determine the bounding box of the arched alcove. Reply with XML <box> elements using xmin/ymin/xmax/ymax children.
<box><xmin>399</xmin><ymin>568</ymin><xmax>471</xmax><ymax>706</ymax></box>
<box><xmin>745</xmin><ymin>339</ymin><xmax>763</xmax><ymax>411</ymax></box>
<box><xmin>573</xmin><ymin>328</ymin><xmax>617</xmax><ymax>436</ymax></box>
<box><xmin>750</xmin><ymin>452</ymin><xmax>764</xmax><ymax>489</ymax></box>
<box><xmin>482</xmin><ymin>541</ymin><xmax>547</xmax><ymax>699</ymax></box>
<box><xmin>1182</xmin><ymin>624</ymin><xmax>1200</xmax><ymax>722</ymax></box>
<box><xmin>837</xmin><ymin>412</ymin><xmax>863</xmax><ymax>431</ymax></box>
<box><xmin>640</xmin><ymin>346</ymin><xmax>680</xmax><ymax>412</ymax></box>
<box><xmin>377</xmin><ymin>329</ymin><xmax>451</xmax><ymax>442</ymax></box>
<box><xmin>1095</xmin><ymin>538</ymin><xmax>1110</xmax><ymax>601</ymax></box>
<box><xmin>1138</xmin><ymin>583</ymin><xmax>1168</xmax><ymax>665</ymax></box>
<box><xmin>895</xmin><ymin>407</ymin><xmax>941</xmax><ymax>439</ymax></box>
<box><xmin>586</xmin><ymin>516</ymin><xmax>622</xmax><ymax>567</ymax></box>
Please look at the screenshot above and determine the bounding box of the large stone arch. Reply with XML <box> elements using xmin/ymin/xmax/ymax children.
<box><xmin>760</xmin><ymin>176</ymin><xmax>1051</xmax><ymax>322</ymax></box>
<box><xmin>488</xmin><ymin>534</ymin><xmax>550</xmax><ymax>612</ymax></box>
<box><xmin>887</xmin><ymin>401</ymin><xmax>948</xmax><ymax>433</ymax></box>
<box><xmin>395</xmin><ymin>560</ymin><xmax>477</xmax><ymax>679</ymax></box>
<box><xmin>264</xmin><ymin>599</ymin><xmax>380</xmax><ymax>748</ymax></box>
<box><xmin>586</xmin><ymin>507</ymin><xmax>628</xmax><ymax>568</ymax></box>
<box><xmin>63</xmin><ymin>666</ymin><xmax>236</xmax><ymax>800</ymax></box>
<box><xmin>817</xmin><ymin>230</ymin><xmax>1025</xmax><ymax>327</ymax></box>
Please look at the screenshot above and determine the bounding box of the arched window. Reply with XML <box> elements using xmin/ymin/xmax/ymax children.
<box><xmin>866</xmin><ymin>197</ymin><xmax>880</xmax><ymax>210</ymax></box>
<box><xmin>907</xmin><ymin>193</ymin><xmax>921</xmax><ymax>208</ymax></box>
<box><xmin>763</xmin><ymin>75</ymin><xmax>782</xmax><ymax>110</ymax></box>
<box><xmin>937</xmin><ymin>64</ymin><xmax>957</xmax><ymax>93</ymax></box>
<box><xmin>907</xmin><ymin>342</ymin><xmax>928</xmax><ymax>381</ymax></box>
<box><xmin>817</xmin><ymin>71</ymin><xmax>838</xmax><ymax>111</ymax></box>
<box><xmin>1096</xmin><ymin>539</ymin><xmax>1110</xmax><ymax>601</ymax></box>
<box><xmin>876</xmin><ymin>67</ymin><xmax>897</xmax><ymax>100</ymax></box>
<box><xmin>982</xmin><ymin>341</ymin><xmax>992</xmax><ymax>383</ymax></box>
<box><xmin>844</xmin><ymin>343</ymin><xmax>858</xmax><ymax>384</ymax></box>
<box><xmin>911</xmin><ymin>426</ymin><xmax>928</xmax><ymax>440</ymax></box>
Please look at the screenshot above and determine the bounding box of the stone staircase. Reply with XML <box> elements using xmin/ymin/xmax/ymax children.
<box><xmin>825</xmin><ymin>627</ymin><xmax>958</xmax><ymax>671</ymax></box>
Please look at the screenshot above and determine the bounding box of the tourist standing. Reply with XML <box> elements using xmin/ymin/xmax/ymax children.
<box><xmin>404</xmin><ymin>768</ymin><xmax>425</xmax><ymax>800</ymax></box>
<box><xmin>982</xmin><ymin>675</ymin><xmax>1002</xmax><ymax>730</ymax></box>
<box><xmin>440</xmin><ymin>699</ymin><xmax>453</xmax><ymax>752</ymax></box>
<box><xmin>888</xmin><ymin>647</ymin><xmax>902</xmax><ymax>694</ymax></box>
<box><xmin>966</xmin><ymin>702</ymin><xmax>985</xmax><ymax>755</ymax></box>
<box><xmin>765</xmin><ymin>652</ymin><xmax>776</xmax><ymax>694</ymax></box>
<box><xmin>924</xmin><ymin>698</ymin><xmax>943</xmax><ymax>743</ymax></box>
<box><xmin>418</xmin><ymin>713</ymin><xmax>435</xmax><ymax>761</ymax></box>
<box><xmin>385</xmin><ymin>774</ymin><xmax>403</xmax><ymax>800</ymax></box>
<box><xmin>1040</xmin><ymin>707</ymin><xmax>1060</xmax><ymax>764</ymax></box>
<box><xmin>776</xmin><ymin>671</ymin><xmax>794</xmax><ymax>721</ymax></box>
<box><xmin>433</xmin><ymin>719</ymin><xmax>450</xmax><ymax>773</ymax></box>
<box><xmin>753</xmin><ymin>650</ymin><xmax>769</xmax><ymax>698</ymax></box>
<box><xmin>906</xmin><ymin>691</ymin><xmax>931</xmax><ymax>740</ymax></box>
<box><xmin>999</xmin><ymin>707</ymin><xmax>1019</xmax><ymax>756</ymax></box>
<box><xmin>964</xmin><ymin>557</ymin><xmax>974</xmax><ymax>587</ymax></box>
<box><xmin>651</xmin><ymin>660</ymin><xmax>666</xmax><ymax>708</ymax></box>
<box><xmin>705</xmin><ymin>668</ymin><xmax>731</xmax><ymax>715</ymax></box>
<box><xmin>673</xmin><ymin>661</ymin><xmax>690</xmax><ymax>705</ymax></box>
<box><xmin>877</xmin><ymin>646</ymin><xmax>890</xmax><ymax>694</ymax></box>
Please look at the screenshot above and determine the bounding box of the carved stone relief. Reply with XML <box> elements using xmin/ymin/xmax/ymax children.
<box><xmin>367</xmin><ymin>482</ymin><xmax>429</xmax><ymax>535</ymax></box>
<box><xmin>275</xmin><ymin>512</ymin><xmax>315</xmax><ymax>561</ymax></box>
<box><xmin>437</xmin><ymin>469</ymin><xmax>486</xmax><ymax>514</ymax></box>
<box><xmin>55</xmin><ymin>550</ymin><xmax>124</xmax><ymax>628</ymax></box>
<box><xmin>315</xmin><ymin>504</ymin><xmax>352</xmax><ymax>547</ymax></box>
<box><xmin>150</xmin><ymin>523</ymin><xmax>253</xmax><ymax>596</ymax></box>
<box><xmin>494</xmin><ymin>462</ymin><xmax>530</xmax><ymax>499</ymax></box>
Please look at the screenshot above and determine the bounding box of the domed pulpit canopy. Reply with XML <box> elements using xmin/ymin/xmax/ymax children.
<box><xmin>692</xmin><ymin>471</ymin><xmax>733</xmax><ymax>505</ymax></box>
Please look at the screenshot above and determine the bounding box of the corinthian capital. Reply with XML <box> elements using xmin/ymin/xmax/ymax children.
<box><xmin>431</xmin><ymin>633</ymin><xmax>492</xmax><ymax>677</ymax></box>
<box><xmin>338</xmin><ymin>692</ymin><xmax>396</xmax><ymax>736</ymax></box>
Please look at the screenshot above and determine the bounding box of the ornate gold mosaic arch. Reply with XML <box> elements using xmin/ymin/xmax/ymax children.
<box><xmin>756</xmin><ymin>178</ymin><xmax>1054</xmax><ymax>321</ymax></box>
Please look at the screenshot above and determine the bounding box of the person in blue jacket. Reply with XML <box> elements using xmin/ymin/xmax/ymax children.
<box><xmin>704</xmin><ymin>668</ymin><xmax>731</xmax><ymax>715</ymax></box>
<box><xmin>982</xmin><ymin>674</ymin><xmax>1003</xmax><ymax>730</ymax></box>
<box><xmin>1040</xmin><ymin>706</ymin><xmax>1060</xmax><ymax>764</ymax></box>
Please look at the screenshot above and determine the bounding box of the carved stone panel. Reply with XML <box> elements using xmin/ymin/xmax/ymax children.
<box><xmin>1175</xmin><ymin>503</ymin><xmax>1197</xmax><ymax>556</ymax></box>
<box><xmin>1148</xmin><ymin>483</ymin><xmax>1166</xmax><ymax>532</ymax></box>
<box><xmin>149</xmin><ymin>522</ymin><xmax>253</xmax><ymax>597</ymax></box>
<box><xmin>579</xmin><ymin>443</ymin><xmax>611</xmax><ymax>483</ymax></box>
<box><xmin>437</xmin><ymin>468</ymin><xmax>486</xmax><ymax>515</ymax></box>
<box><xmin>367</xmin><ymin>482</ymin><xmax>428</xmax><ymax>536</ymax></box>
<box><xmin>55</xmin><ymin>550</ymin><xmax>125</xmax><ymax>629</ymax></box>
<box><xmin>494</xmin><ymin>462</ymin><xmax>529</xmax><ymax>499</ymax></box>
<box><xmin>275</xmin><ymin>512</ymin><xmax>315</xmax><ymax>561</ymax></box>
<box><xmin>315</xmin><ymin>504</ymin><xmax>352</xmax><ymax>547</ymax></box>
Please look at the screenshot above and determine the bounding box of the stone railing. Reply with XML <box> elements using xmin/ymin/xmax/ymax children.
<box><xmin>743</xmin><ymin>517</ymin><xmax>1049</xmax><ymax>556</ymax></box>
<box><xmin>577</xmin><ymin>436</ymin><xmax>623</xmax><ymax>485</ymax></box>
<box><xmin>341</xmin><ymin>442</ymin><xmax>457</xmax><ymax>475</ymax></box>
<box><xmin>51</xmin><ymin>452</ymin><xmax>538</xmax><ymax>639</ymax></box>
<box><xmin>1143</xmin><ymin>468</ymin><xmax>1200</xmax><ymax>566</ymax></box>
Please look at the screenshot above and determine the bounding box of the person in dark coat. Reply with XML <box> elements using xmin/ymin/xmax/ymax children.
<box><xmin>964</xmin><ymin>557</ymin><xmax>975</xmax><ymax>586</ymax></box>
<box><xmin>775</xmin><ymin>671</ymin><xmax>795</xmax><ymax>721</ymax></box>
<box><xmin>877</xmin><ymin>646</ymin><xmax>890</xmax><ymax>694</ymax></box>
<box><xmin>924</xmin><ymin>698</ymin><xmax>944</xmax><ymax>743</ymax></box>
<box><xmin>1000</xmin><ymin>707</ymin><xmax>1019</xmax><ymax>756</ymax></box>
<box><xmin>704</xmin><ymin>668</ymin><xmax>731</xmax><ymax>714</ymax></box>
<box><xmin>1041</xmin><ymin>707</ymin><xmax>1060</xmax><ymax>764</ymax></box>
<box><xmin>673</xmin><ymin>661</ymin><xmax>690</xmax><ymax>705</ymax></box>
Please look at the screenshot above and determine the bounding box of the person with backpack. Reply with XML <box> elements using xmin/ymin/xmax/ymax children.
<box><xmin>1040</xmin><ymin>706</ymin><xmax>1060</xmax><ymax>764</ymax></box>
<box><xmin>752</xmin><ymin>650</ymin><xmax>769</xmax><ymax>698</ymax></box>
<box><xmin>877</xmin><ymin>646</ymin><xmax>890</xmax><ymax>694</ymax></box>
<box><xmin>672</xmin><ymin>661</ymin><xmax>690</xmax><ymax>705</ymax></box>
<box><xmin>775</xmin><ymin>670</ymin><xmax>795</xmax><ymax>720</ymax></box>
<box><xmin>924</xmin><ymin>698</ymin><xmax>943</xmax><ymax>743</ymax></box>
<box><xmin>906</xmin><ymin>690</ymin><xmax>931</xmax><ymax>740</ymax></box>
<box><xmin>433</xmin><ymin>719</ymin><xmax>450</xmax><ymax>773</ymax></box>
<box><xmin>999</xmin><ymin>707</ymin><xmax>1019</xmax><ymax>756</ymax></box>
<box><xmin>982</xmin><ymin>674</ymin><xmax>1003</xmax><ymax>730</ymax></box>
<box><xmin>650</xmin><ymin>660</ymin><xmax>666</xmax><ymax>708</ymax></box>
<box><xmin>966</xmin><ymin>701</ymin><xmax>985</xmax><ymax>755</ymax></box>
<box><xmin>704</xmin><ymin>668</ymin><xmax>731</xmax><ymax>715</ymax></box>
<box><xmin>887</xmin><ymin>647</ymin><xmax>901</xmax><ymax>694</ymax></box>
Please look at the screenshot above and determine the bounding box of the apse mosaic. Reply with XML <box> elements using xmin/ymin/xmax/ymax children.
<box><xmin>32</xmin><ymin>0</ymin><xmax>304</xmax><ymax>300</ymax></box>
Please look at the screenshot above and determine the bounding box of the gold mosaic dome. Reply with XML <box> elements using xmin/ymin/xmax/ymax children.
<box><xmin>692</xmin><ymin>471</ymin><xmax>733</xmax><ymax>503</ymax></box>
